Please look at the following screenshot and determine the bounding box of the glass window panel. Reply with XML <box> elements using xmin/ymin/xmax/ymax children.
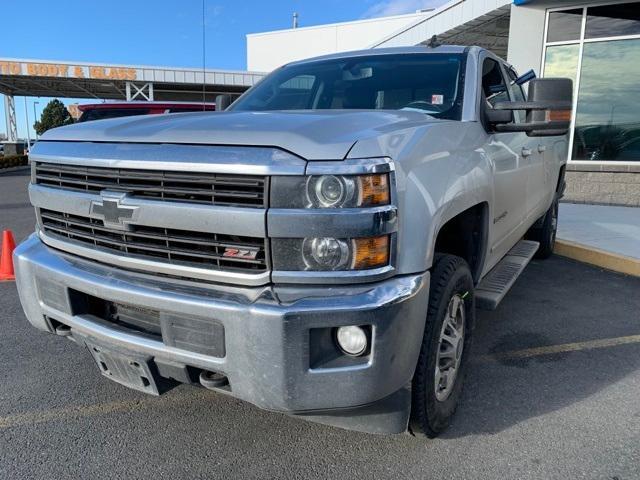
<box><xmin>481</xmin><ymin>59</ymin><xmax>509</xmax><ymax>108</ymax></box>
<box><xmin>572</xmin><ymin>39</ymin><xmax>640</xmax><ymax>161</ymax></box>
<box><xmin>544</xmin><ymin>44</ymin><xmax>580</xmax><ymax>86</ymax></box>
<box><xmin>232</xmin><ymin>54</ymin><xmax>465</xmax><ymax>120</ymax></box>
<box><xmin>507</xmin><ymin>68</ymin><xmax>527</xmax><ymax>122</ymax></box>
<box><xmin>547</xmin><ymin>9</ymin><xmax>583</xmax><ymax>43</ymax></box>
<box><xmin>586</xmin><ymin>3</ymin><xmax>640</xmax><ymax>39</ymax></box>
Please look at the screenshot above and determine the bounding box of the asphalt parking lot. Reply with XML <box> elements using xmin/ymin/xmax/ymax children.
<box><xmin>1</xmin><ymin>167</ymin><xmax>639</xmax><ymax>480</ymax></box>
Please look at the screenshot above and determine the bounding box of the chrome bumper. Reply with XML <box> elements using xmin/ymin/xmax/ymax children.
<box><xmin>14</xmin><ymin>235</ymin><xmax>430</xmax><ymax>433</ymax></box>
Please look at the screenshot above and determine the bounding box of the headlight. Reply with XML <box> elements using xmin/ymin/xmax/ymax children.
<box><xmin>308</xmin><ymin>175</ymin><xmax>355</xmax><ymax>208</ymax></box>
<box><xmin>303</xmin><ymin>237</ymin><xmax>351</xmax><ymax>269</ymax></box>
<box><xmin>272</xmin><ymin>235</ymin><xmax>390</xmax><ymax>271</ymax></box>
<box><xmin>271</xmin><ymin>174</ymin><xmax>390</xmax><ymax>208</ymax></box>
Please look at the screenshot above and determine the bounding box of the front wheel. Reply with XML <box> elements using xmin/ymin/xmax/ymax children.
<box><xmin>409</xmin><ymin>254</ymin><xmax>475</xmax><ymax>438</ymax></box>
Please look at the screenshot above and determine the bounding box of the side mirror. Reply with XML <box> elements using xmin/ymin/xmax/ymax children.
<box><xmin>215</xmin><ymin>94</ymin><xmax>232</xmax><ymax>111</ymax></box>
<box><xmin>485</xmin><ymin>108</ymin><xmax>512</xmax><ymax>126</ymax></box>
<box><xmin>493</xmin><ymin>78</ymin><xmax>573</xmax><ymax>137</ymax></box>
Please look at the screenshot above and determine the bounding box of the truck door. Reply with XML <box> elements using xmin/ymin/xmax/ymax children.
<box><xmin>481</xmin><ymin>57</ymin><xmax>529</xmax><ymax>265</ymax></box>
<box><xmin>506</xmin><ymin>67</ymin><xmax>548</xmax><ymax>223</ymax></box>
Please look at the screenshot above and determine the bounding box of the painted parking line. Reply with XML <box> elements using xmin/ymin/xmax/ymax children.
<box><xmin>481</xmin><ymin>334</ymin><xmax>640</xmax><ymax>362</ymax></box>
<box><xmin>2</xmin><ymin>334</ymin><xmax>640</xmax><ymax>430</ymax></box>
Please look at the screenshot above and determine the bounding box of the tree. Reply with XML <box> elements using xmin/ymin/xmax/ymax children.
<box><xmin>34</xmin><ymin>99</ymin><xmax>74</xmax><ymax>136</ymax></box>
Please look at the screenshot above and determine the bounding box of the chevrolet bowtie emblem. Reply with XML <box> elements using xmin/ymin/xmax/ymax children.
<box><xmin>90</xmin><ymin>191</ymin><xmax>139</xmax><ymax>230</ymax></box>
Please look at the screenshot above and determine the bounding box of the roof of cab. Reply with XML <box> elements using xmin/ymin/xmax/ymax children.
<box><xmin>286</xmin><ymin>45</ymin><xmax>477</xmax><ymax>67</ymax></box>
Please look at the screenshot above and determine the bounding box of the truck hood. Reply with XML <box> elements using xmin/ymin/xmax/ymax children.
<box><xmin>41</xmin><ymin>110</ymin><xmax>446</xmax><ymax>160</ymax></box>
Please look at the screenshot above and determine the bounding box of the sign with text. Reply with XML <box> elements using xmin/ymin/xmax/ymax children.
<box><xmin>0</xmin><ymin>60</ymin><xmax>138</xmax><ymax>81</ymax></box>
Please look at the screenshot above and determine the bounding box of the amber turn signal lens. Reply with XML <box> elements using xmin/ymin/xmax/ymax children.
<box><xmin>357</xmin><ymin>174</ymin><xmax>390</xmax><ymax>207</ymax></box>
<box><xmin>351</xmin><ymin>235</ymin><xmax>390</xmax><ymax>270</ymax></box>
<box><xmin>547</xmin><ymin>109</ymin><xmax>572</xmax><ymax>122</ymax></box>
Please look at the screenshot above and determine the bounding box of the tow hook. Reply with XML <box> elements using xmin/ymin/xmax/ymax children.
<box><xmin>54</xmin><ymin>323</ymin><xmax>72</xmax><ymax>337</ymax></box>
<box><xmin>199</xmin><ymin>370</ymin><xmax>229</xmax><ymax>390</ymax></box>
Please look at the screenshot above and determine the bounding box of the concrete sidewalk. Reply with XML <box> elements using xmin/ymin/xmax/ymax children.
<box><xmin>556</xmin><ymin>203</ymin><xmax>640</xmax><ymax>276</ymax></box>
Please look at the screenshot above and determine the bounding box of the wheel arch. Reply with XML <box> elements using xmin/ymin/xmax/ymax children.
<box><xmin>431</xmin><ymin>202</ymin><xmax>489</xmax><ymax>284</ymax></box>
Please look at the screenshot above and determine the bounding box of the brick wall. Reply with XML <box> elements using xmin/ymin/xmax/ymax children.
<box><xmin>563</xmin><ymin>164</ymin><xmax>640</xmax><ymax>207</ymax></box>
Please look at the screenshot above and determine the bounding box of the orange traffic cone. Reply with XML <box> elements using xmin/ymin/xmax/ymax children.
<box><xmin>0</xmin><ymin>230</ymin><xmax>16</xmax><ymax>281</ymax></box>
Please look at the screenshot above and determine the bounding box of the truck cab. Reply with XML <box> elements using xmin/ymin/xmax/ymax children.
<box><xmin>14</xmin><ymin>46</ymin><xmax>572</xmax><ymax>437</ymax></box>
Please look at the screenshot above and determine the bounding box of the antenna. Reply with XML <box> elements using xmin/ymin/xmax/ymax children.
<box><xmin>292</xmin><ymin>12</ymin><xmax>299</xmax><ymax>28</ymax></box>
<box><xmin>201</xmin><ymin>0</ymin><xmax>206</xmax><ymax>110</ymax></box>
<box><xmin>426</xmin><ymin>35</ymin><xmax>440</xmax><ymax>48</ymax></box>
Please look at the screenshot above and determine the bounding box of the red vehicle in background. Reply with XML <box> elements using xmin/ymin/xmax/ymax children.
<box><xmin>77</xmin><ymin>101</ymin><xmax>215</xmax><ymax>123</ymax></box>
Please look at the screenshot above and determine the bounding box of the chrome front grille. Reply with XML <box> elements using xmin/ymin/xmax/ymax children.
<box><xmin>28</xmin><ymin>141</ymin><xmax>311</xmax><ymax>285</ymax></box>
<box><xmin>35</xmin><ymin>162</ymin><xmax>267</xmax><ymax>208</ymax></box>
<box><xmin>40</xmin><ymin>209</ymin><xmax>268</xmax><ymax>273</ymax></box>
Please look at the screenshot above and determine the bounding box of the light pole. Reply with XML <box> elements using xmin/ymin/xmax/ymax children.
<box><xmin>32</xmin><ymin>101</ymin><xmax>40</xmax><ymax>140</ymax></box>
<box><xmin>23</xmin><ymin>97</ymin><xmax>31</xmax><ymax>148</ymax></box>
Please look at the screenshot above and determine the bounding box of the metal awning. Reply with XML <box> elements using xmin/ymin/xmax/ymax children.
<box><xmin>0</xmin><ymin>58</ymin><xmax>265</xmax><ymax>102</ymax></box>
<box><xmin>1</xmin><ymin>58</ymin><xmax>266</xmax><ymax>142</ymax></box>
<box><xmin>372</xmin><ymin>0</ymin><xmax>513</xmax><ymax>59</ymax></box>
<box><xmin>435</xmin><ymin>5</ymin><xmax>512</xmax><ymax>60</ymax></box>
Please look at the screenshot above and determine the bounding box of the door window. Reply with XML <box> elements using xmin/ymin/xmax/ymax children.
<box><xmin>482</xmin><ymin>58</ymin><xmax>510</xmax><ymax>109</ymax></box>
<box><xmin>506</xmin><ymin>68</ymin><xmax>527</xmax><ymax>123</ymax></box>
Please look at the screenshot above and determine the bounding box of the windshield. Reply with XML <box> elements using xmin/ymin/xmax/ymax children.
<box><xmin>231</xmin><ymin>53</ymin><xmax>466</xmax><ymax>120</ymax></box>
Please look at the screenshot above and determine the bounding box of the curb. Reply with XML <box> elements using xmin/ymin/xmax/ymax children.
<box><xmin>0</xmin><ymin>165</ymin><xmax>30</xmax><ymax>174</ymax></box>
<box><xmin>554</xmin><ymin>239</ymin><xmax>640</xmax><ymax>278</ymax></box>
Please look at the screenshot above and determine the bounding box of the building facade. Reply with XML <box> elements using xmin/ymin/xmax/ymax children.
<box><xmin>247</xmin><ymin>0</ymin><xmax>640</xmax><ymax>206</ymax></box>
<box><xmin>510</xmin><ymin>0</ymin><xmax>640</xmax><ymax>206</ymax></box>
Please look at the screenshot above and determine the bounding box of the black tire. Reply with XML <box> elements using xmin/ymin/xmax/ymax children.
<box><xmin>409</xmin><ymin>254</ymin><xmax>475</xmax><ymax>438</ymax></box>
<box><xmin>526</xmin><ymin>196</ymin><xmax>558</xmax><ymax>260</ymax></box>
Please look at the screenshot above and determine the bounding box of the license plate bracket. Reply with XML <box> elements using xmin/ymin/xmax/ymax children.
<box><xmin>86</xmin><ymin>341</ymin><xmax>160</xmax><ymax>395</ymax></box>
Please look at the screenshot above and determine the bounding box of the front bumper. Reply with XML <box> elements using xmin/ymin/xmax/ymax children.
<box><xmin>14</xmin><ymin>235</ymin><xmax>430</xmax><ymax>434</ymax></box>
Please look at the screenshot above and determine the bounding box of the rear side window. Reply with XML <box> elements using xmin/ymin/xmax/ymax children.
<box><xmin>78</xmin><ymin>108</ymin><xmax>151</xmax><ymax>122</ymax></box>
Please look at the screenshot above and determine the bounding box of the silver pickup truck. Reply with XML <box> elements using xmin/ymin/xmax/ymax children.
<box><xmin>14</xmin><ymin>46</ymin><xmax>572</xmax><ymax>437</ymax></box>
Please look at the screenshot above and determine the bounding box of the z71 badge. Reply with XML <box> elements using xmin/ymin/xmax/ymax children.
<box><xmin>223</xmin><ymin>248</ymin><xmax>258</xmax><ymax>260</ymax></box>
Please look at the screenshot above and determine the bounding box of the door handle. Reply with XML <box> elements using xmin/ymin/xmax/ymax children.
<box><xmin>521</xmin><ymin>147</ymin><xmax>532</xmax><ymax>157</ymax></box>
<box><xmin>538</xmin><ymin>144</ymin><xmax>547</xmax><ymax>153</ymax></box>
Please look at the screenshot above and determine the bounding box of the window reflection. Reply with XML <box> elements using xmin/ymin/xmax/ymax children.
<box><xmin>544</xmin><ymin>44</ymin><xmax>580</xmax><ymax>86</ymax></box>
<box><xmin>547</xmin><ymin>9</ymin><xmax>583</xmax><ymax>43</ymax></box>
<box><xmin>507</xmin><ymin>69</ymin><xmax>527</xmax><ymax>122</ymax></box>
<box><xmin>572</xmin><ymin>39</ymin><xmax>640</xmax><ymax>161</ymax></box>
<box><xmin>586</xmin><ymin>3</ymin><xmax>640</xmax><ymax>39</ymax></box>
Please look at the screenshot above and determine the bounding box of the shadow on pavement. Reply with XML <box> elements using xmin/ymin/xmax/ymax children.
<box><xmin>442</xmin><ymin>256</ymin><xmax>640</xmax><ymax>439</ymax></box>
<box><xmin>0</xmin><ymin>166</ymin><xmax>30</xmax><ymax>177</ymax></box>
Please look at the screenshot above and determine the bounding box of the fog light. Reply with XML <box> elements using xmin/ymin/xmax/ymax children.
<box><xmin>336</xmin><ymin>326</ymin><xmax>368</xmax><ymax>356</ymax></box>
